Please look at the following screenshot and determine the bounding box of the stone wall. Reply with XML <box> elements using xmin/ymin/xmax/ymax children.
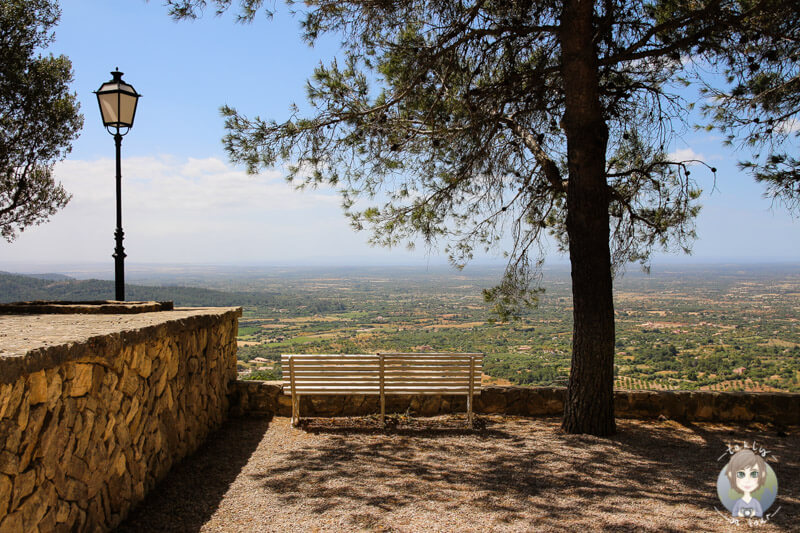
<box><xmin>0</xmin><ymin>307</ymin><xmax>240</xmax><ymax>532</ymax></box>
<box><xmin>232</xmin><ymin>381</ymin><xmax>800</xmax><ymax>425</ymax></box>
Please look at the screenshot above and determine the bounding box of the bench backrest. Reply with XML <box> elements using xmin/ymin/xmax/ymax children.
<box><xmin>281</xmin><ymin>352</ymin><xmax>483</xmax><ymax>395</ymax></box>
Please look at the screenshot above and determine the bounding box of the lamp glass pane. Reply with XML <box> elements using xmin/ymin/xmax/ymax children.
<box><xmin>118</xmin><ymin>93</ymin><xmax>138</xmax><ymax>126</ymax></box>
<box><xmin>97</xmin><ymin>92</ymin><xmax>119</xmax><ymax>124</ymax></box>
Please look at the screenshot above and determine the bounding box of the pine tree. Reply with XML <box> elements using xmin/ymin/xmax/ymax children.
<box><xmin>168</xmin><ymin>0</ymin><xmax>786</xmax><ymax>435</ymax></box>
<box><xmin>0</xmin><ymin>0</ymin><xmax>83</xmax><ymax>242</ymax></box>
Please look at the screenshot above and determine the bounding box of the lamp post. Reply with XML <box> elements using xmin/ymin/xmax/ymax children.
<box><xmin>94</xmin><ymin>69</ymin><xmax>141</xmax><ymax>301</ymax></box>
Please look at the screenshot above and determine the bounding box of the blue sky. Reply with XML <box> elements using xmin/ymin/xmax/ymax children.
<box><xmin>0</xmin><ymin>0</ymin><xmax>797</xmax><ymax>272</ymax></box>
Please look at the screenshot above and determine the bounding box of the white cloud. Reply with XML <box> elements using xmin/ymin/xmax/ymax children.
<box><xmin>0</xmin><ymin>156</ymin><xmax>390</xmax><ymax>264</ymax></box>
<box><xmin>667</xmin><ymin>148</ymin><xmax>705</xmax><ymax>164</ymax></box>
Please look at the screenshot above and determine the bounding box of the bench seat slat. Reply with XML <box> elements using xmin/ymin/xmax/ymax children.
<box><xmin>287</xmin><ymin>376</ymin><xmax>480</xmax><ymax>383</ymax></box>
<box><xmin>290</xmin><ymin>369</ymin><xmax>478</xmax><ymax>376</ymax></box>
<box><xmin>379</xmin><ymin>352</ymin><xmax>483</xmax><ymax>357</ymax></box>
<box><xmin>287</xmin><ymin>375</ymin><xmax>477</xmax><ymax>381</ymax></box>
<box><xmin>284</xmin><ymin>366</ymin><xmax>380</xmax><ymax>372</ymax></box>
<box><xmin>282</xmin><ymin>353</ymin><xmax>482</xmax><ymax>358</ymax></box>
<box><xmin>383</xmin><ymin>362</ymin><xmax>481</xmax><ymax>367</ymax></box>
<box><xmin>285</xmin><ymin>387</ymin><xmax>482</xmax><ymax>394</ymax></box>
<box><xmin>283</xmin><ymin>353</ymin><xmax>376</xmax><ymax>357</ymax></box>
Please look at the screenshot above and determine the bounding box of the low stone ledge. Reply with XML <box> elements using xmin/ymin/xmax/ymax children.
<box><xmin>0</xmin><ymin>307</ymin><xmax>241</xmax><ymax>385</ymax></box>
<box><xmin>231</xmin><ymin>381</ymin><xmax>800</xmax><ymax>424</ymax></box>
<box><xmin>0</xmin><ymin>301</ymin><xmax>174</xmax><ymax>315</ymax></box>
<box><xmin>615</xmin><ymin>389</ymin><xmax>800</xmax><ymax>424</ymax></box>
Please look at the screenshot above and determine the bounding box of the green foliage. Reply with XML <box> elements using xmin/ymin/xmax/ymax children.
<box><xmin>242</xmin><ymin>369</ymin><xmax>279</xmax><ymax>381</ymax></box>
<box><xmin>697</xmin><ymin>0</ymin><xmax>800</xmax><ymax>213</ymax></box>
<box><xmin>236</xmin><ymin>344</ymin><xmax>281</xmax><ymax>362</ymax></box>
<box><xmin>237</xmin><ymin>325</ymin><xmax>260</xmax><ymax>336</ymax></box>
<box><xmin>0</xmin><ymin>0</ymin><xmax>83</xmax><ymax>241</ymax></box>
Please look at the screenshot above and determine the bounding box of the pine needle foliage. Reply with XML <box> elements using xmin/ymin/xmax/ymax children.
<box><xmin>0</xmin><ymin>0</ymin><xmax>83</xmax><ymax>242</ymax></box>
<box><xmin>166</xmin><ymin>0</ymin><xmax>788</xmax><ymax>434</ymax></box>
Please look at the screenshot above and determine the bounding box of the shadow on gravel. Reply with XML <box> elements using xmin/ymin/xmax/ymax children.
<box><xmin>250</xmin><ymin>417</ymin><xmax>799</xmax><ymax>532</ymax></box>
<box><xmin>115</xmin><ymin>416</ymin><xmax>272</xmax><ymax>533</ymax></box>
<box><xmin>298</xmin><ymin>413</ymin><xmax>501</xmax><ymax>437</ymax></box>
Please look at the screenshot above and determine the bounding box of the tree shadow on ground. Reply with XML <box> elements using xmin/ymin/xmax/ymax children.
<box><xmin>250</xmin><ymin>416</ymin><xmax>799</xmax><ymax>531</ymax></box>
<box><xmin>114</xmin><ymin>416</ymin><xmax>272</xmax><ymax>533</ymax></box>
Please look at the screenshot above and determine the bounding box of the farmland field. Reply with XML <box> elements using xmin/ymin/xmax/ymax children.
<box><xmin>233</xmin><ymin>264</ymin><xmax>800</xmax><ymax>392</ymax></box>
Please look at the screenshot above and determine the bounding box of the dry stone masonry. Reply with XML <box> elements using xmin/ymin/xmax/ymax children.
<box><xmin>0</xmin><ymin>305</ymin><xmax>240</xmax><ymax>532</ymax></box>
<box><xmin>233</xmin><ymin>381</ymin><xmax>800</xmax><ymax>425</ymax></box>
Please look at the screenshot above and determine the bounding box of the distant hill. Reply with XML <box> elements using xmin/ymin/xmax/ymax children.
<box><xmin>0</xmin><ymin>271</ymin><xmax>260</xmax><ymax>307</ymax></box>
<box><xmin>24</xmin><ymin>273</ymin><xmax>74</xmax><ymax>281</ymax></box>
<box><xmin>0</xmin><ymin>271</ymin><xmax>346</xmax><ymax>313</ymax></box>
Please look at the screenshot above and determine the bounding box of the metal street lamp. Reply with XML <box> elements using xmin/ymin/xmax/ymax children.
<box><xmin>94</xmin><ymin>69</ymin><xmax>141</xmax><ymax>301</ymax></box>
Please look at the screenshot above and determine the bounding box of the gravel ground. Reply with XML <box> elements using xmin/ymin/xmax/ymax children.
<box><xmin>117</xmin><ymin>415</ymin><xmax>799</xmax><ymax>532</ymax></box>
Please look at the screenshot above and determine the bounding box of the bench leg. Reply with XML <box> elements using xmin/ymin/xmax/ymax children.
<box><xmin>467</xmin><ymin>356</ymin><xmax>475</xmax><ymax>429</ymax></box>
<box><xmin>380</xmin><ymin>393</ymin><xmax>385</xmax><ymax>427</ymax></box>
<box><xmin>292</xmin><ymin>393</ymin><xmax>300</xmax><ymax>427</ymax></box>
<box><xmin>379</xmin><ymin>354</ymin><xmax>385</xmax><ymax>427</ymax></box>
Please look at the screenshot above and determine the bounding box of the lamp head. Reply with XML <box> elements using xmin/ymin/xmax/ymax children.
<box><xmin>95</xmin><ymin>69</ymin><xmax>141</xmax><ymax>133</ymax></box>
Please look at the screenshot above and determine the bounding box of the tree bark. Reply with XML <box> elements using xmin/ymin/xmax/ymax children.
<box><xmin>559</xmin><ymin>0</ymin><xmax>616</xmax><ymax>435</ymax></box>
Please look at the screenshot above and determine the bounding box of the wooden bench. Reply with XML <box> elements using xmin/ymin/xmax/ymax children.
<box><xmin>281</xmin><ymin>352</ymin><xmax>483</xmax><ymax>428</ymax></box>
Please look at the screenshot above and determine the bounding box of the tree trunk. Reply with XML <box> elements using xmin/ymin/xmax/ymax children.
<box><xmin>559</xmin><ymin>0</ymin><xmax>616</xmax><ymax>435</ymax></box>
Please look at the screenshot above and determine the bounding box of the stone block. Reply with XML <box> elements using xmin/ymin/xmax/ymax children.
<box><xmin>16</xmin><ymin>393</ymin><xmax>29</xmax><ymax>432</ymax></box>
<box><xmin>113</xmin><ymin>419</ymin><xmax>132</xmax><ymax>450</ymax></box>
<box><xmin>165</xmin><ymin>346</ymin><xmax>180</xmax><ymax>380</ymax></box>
<box><xmin>54</xmin><ymin>473</ymin><xmax>87</xmax><ymax>503</ymax></box>
<box><xmin>70</xmin><ymin>364</ymin><xmax>94</xmax><ymax>397</ymax></box>
<box><xmin>137</xmin><ymin>352</ymin><xmax>153</xmax><ymax>380</ymax></box>
<box><xmin>20</xmin><ymin>405</ymin><xmax>46</xmax><ymax>451</ymax></box>
<box><xmin>129</xmin><ymin>345</ymin><xmax>144</xmax><ymax>374</ymax></box>
<box><xmin>0</xmin><ymin>420</ymin><xmax>22</xmax><ymax>455</ymax></box>
<box><xmin>0</xmin><ymin>380</ymin><xmax>24</xmax><ymax>421</ymax></box>
<box><xmin>17</xmin><ymin>484</ymin><xmax>47</xmax><ymax>531</ymax></box>
<box><xmin>46</xmin><ymin>372</ymin><xmax>63</xmax><ymax>410</ymax></box>
<box><xmin>69</xmin><ymin>363</ymin><xmax>93</xmax><ymax>397</ymax></box>
<box><xmin>66</xmin><ymin>503</ymin><xmax>79</xmax><ymax>528</ymax></box>
<box><xmin>120</xmin><ymin>368</ymin><xmax>139</xmax><ymax>397</ymax></box>
<box><xmin>27</xmin><ymin>371</ymin><xmax>48</xmax><ymax>405</ymax></box>
<box><xmin>38</xmin><ymin>506</ymin><xmax>57</xmax><ymax>533</ymax></box>
<box><xmin>11</xmin><ymin>468</ymin><xmax>36</xmax><ymax>511</ymax></box>
<box><xmin>0</xmin><ymin>510</ymin><xmax>23</xmax><ymax>532</ymax></box>
<box><xmin>0</xmin><ymin>473</ymin><xmax>11</xmax><ymax>517</ymax></box>
<box><xmin>103</xmin><ymin>414</ymin><xmax>116</xmax><ymax>442</ymax></box>
<box><xmin>88</xmin><ymin>496</ymin><xmax>104</xmax><ymax>530</ymax></box>
<box><xmin>525</xmin><ymin>389</ymin><xmax>563</xmax><ymax>416</ymax></box>
<box><xmin>0</xmin><ymin>452</ymin><xmax>19</xmax><ymax>477</ymax></box>
<box><xmin>101</xmin><ymin>371</ymin><xmax>119</xmax><ymax>393</ymax></box>
<box><xmin>477</xmin><ymin>387</ymin><xmax>508</xmax><ymax>414</ymax></box>
<box><xmin>110</xmin><ymin>389</ymin><xmax>123</xmax><ymax>413</ymax></box>
<box><xmin>55</xmin><ymin>500</ymin><xmax>69</xmax><ymax>523</ymax></box>
<box><xmin>65</xmin><ymin>457</ymin><xmax>88</xmax><ymax>483</ymax></box>
<box><xmin>75</xmin><ymin>411</ymin><xmax>95</xmax><ymax>458</ymax></box>
<box><xmin>154</xmin><ymin>365</ymin><xmax>168</xmax><ymax>397</ymax></box>
<box><xmin>0</xmin><ymin>383</ymin><xmax>11</xmax><ymax>420</ymax></box>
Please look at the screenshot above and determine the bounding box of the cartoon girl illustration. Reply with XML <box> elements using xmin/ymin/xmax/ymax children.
<box><xmin>726</xmin><ymin>449</ymin><xmax>767</xmax><ymax>518</ymax></box>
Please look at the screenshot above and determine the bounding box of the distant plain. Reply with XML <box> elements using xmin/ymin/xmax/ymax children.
<box><xmin>3</xmin><ymin>263</ymin><xmax>797</xmax><ymax>392</ymax></box>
